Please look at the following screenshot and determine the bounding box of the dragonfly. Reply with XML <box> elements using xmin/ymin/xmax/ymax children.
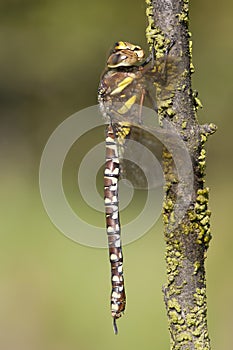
<box><xmin>98</xmin><ymin>40</ymin><xmax>180</xmax><ymax>334</ymax></box>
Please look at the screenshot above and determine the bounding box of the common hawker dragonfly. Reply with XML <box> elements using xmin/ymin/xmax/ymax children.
<box><xmin>98</xmin><ymin>40</ymin><xmax>180</xmax><ymax>334</ymax></box>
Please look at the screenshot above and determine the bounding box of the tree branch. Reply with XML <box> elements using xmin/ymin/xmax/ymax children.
<box><xmin>145</xmin><ymin>0</ymin><xmax>217</xmax><ymax>349</ymax></box>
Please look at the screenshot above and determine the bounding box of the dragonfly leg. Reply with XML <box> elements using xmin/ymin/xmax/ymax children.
<box><xmin>138</xmin><ymin>89</ymin><xmax>146</xmax><ymax>125</ymax></box>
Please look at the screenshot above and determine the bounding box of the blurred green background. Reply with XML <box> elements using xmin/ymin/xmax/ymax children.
<box><xmin>1</xmin><ymin>0</ymin><xmax>232</xmax><ymax>349</ymax></box>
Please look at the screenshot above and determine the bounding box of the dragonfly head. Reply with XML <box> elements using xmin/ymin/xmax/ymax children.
<box><xmin>107</xmin><ymin>41</ymin><xmax>145</xmax><ymax>68</ymax></box>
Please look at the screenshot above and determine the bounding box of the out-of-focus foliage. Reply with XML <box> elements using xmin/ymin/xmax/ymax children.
<box><xmin>0</xmin><ymin>0</ymin><xmax>233</xmax><ymax>349</ymax></box>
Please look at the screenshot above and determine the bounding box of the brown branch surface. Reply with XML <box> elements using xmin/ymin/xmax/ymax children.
<box><xmin>145</xmin><ymin>0</ymin><xmax>217</xmax><ymax>349</ymax></box>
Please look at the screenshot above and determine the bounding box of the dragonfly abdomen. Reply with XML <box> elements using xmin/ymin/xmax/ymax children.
<box><xmin>104</xmin><ymin>124</ymin><xmax>126</xmax><ymax>334</ymax></box>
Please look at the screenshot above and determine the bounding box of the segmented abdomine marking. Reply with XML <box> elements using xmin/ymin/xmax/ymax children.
<box><xmin>104</xmin><ymin>124</ymin><xmax>126</xmax><ymax>334</ymax></box>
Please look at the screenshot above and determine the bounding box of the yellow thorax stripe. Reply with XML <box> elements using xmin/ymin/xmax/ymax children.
<box><xmin>110</xmin><ymin>77</ymin><xmax>134</xmax><ymax>96</ymax></box>
<box><xmin>117</xmin><ymin>95</ymin><xmax>137</xmax><ymax>115</ymax></box>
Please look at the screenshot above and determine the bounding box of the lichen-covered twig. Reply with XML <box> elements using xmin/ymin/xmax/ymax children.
<box><xmin>145</xmin><ymin>0</ymin><xmax>216</xmax><ymax>349</ymax></box>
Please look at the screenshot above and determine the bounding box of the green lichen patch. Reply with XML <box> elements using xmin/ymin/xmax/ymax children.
<box><xmin>189</xmin><ymin>40</ymin><xmax>195</xmax><ymax>73</ymax></box>
<box><xmin>182</xmin><ymin>121</ymin><xmax>187</xmax><ymax>129</ymax></box>
<box><xmin>192</xmin><ymin>90</ymin><xmax>203</xmax><ymax>111</ymax></box>
<box><xmin>176</xmin><ymin>188</ymin><xmax>211</xmax><ymax>250</ymax></box>
<box><xmin>198</xmin><ymin>149</ymin><xmax>206</xmax><ymax>175</ymax></box>
<box><xmin>194</xmin><ymin>288</ymin><xmax>206</xmax><ymax>307</ymax></box>
<box><xmin>166</xmin><ymin>285</ymin><xmax>210</xmax><ymax>348</ymax></box>
<box><xmin>145</xmin><ymin>1</ymin><xmax>167</xmax><ymax>57</ymax></box>
<box><xmin>194</xmin><ymin>188</ymin><xmax>212</xmax><ymax>248</ymax></box>
<box><xmin>177</xmin><ymin>0</ymin><xmax>190</xmax><ymax>24</ymax></box>
<box><xmin>176</xmin><ymin>331</ymin><xmax>192</xmax><ymax>342</ymax></box>
<box><xmin>190</xmin><ymin>62</ymin><xmax>195</xmax><ymax>74</ymax></box>
<box><xmin>145</xmin><ymin>2</ymin><xmax>156</xmax><ymax>45</ymax></box>
<box><xmin>194</xmin><ymin>96</ymin><xmax>203</xmax><ymax>109</ymax></box>
<box><xmin>201</xmin><ymin>133</ymin><xmax>207</xmax><ymax>143</ymax></box>
<box><xmin>168</xmin><ymin>298</ymin><xmax>182</xmax><ymax>313</ymax></box>
<box><xmin>193</xmin><ymin>261</ymin><xmax>201</xmax><ymax>275</ymax></box>
<box><xmin>158</xmin><ymin>97</ymin><xmax>176</xmax><ymax>119</ymax></box>
<box><xmin>165</xmin><ymin>238</ymin><xmax>183</xmax><ymax>284</ymax></box>
<box><xmin>167</xmin><ymin>256</ymin><xmax>179</xmax><ymax>272</ymax></box>
<box><xmin>164</xmin><ymin>198</ymin><xmax>174</xmax><ymax>212</ymax></box>
<box><xmin>186</xmin><ymin>287</ymin><xmax>210</xmax><ymax>347</ymax></box>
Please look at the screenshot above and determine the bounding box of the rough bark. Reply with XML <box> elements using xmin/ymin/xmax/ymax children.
<box><xmin>145</xmin><ymin>1</ymin><xmax>217</xmax><ymax>349</ymax></box>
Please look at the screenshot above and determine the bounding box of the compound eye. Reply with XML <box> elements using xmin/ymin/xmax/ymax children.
<box><xmin>107</xmin><ymin>53</ymin><xmax>127</xmax><ymax>67</ymax></box>
<box><xmin>109</xmin><ymin>53</ymin><xmax>122</xmax><ymax>65</ymax></box>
